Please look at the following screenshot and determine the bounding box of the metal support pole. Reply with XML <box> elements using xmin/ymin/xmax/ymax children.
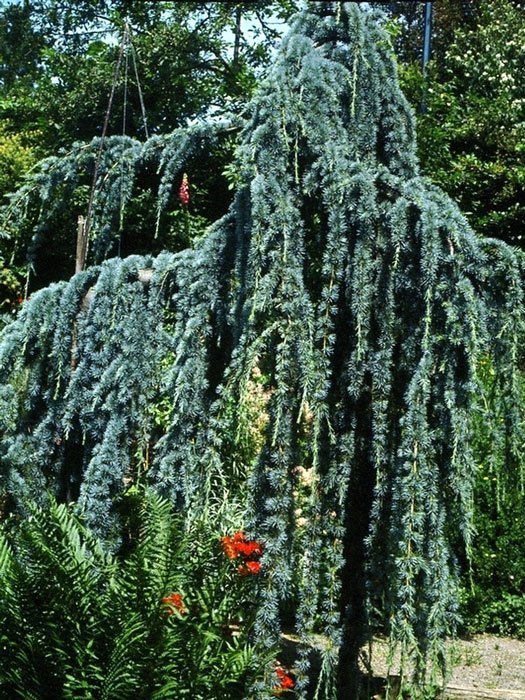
<box><xmin>420</xmin><ymin>1</ymin><xmax>433</xmax><ymax>114</ymax></box>
<box><xmin>422</xmin><ymin>1</ymin><xmax>433</xmax><ymax>73</ymax></box>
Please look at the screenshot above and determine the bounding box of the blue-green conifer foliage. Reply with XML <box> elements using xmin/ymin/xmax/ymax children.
<box><xmin>0</xmin><ymin>3</ymin><xmax>523</xmax><ymax>698</ymax></box>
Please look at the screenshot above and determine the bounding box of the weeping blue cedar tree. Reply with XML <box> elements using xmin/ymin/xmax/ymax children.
<box><xmin>0</xmin><ymin>3</ymin><xmax>524</xmax><ymax>698</ymax></box>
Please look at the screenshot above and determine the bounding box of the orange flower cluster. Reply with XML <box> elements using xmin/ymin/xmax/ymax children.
<box><xmin>221</xmin><ymin>531</ymin><xmax>263</xmax><ymax>576</ymax></box>
<box><xmin>161</xmin><ymin>592</ymin><xmax>187</xmax><ymax>616</ymax></box>
<box><xmin>273</xmin><ymin>665</ymin><xmax>295</xmax><ymax>694</ymax></box>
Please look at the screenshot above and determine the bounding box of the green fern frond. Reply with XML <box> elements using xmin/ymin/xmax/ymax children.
<box><xmin>100</xmin><ymin>613</ymin><xmax>148</xmax><ymax>700</ymax></box>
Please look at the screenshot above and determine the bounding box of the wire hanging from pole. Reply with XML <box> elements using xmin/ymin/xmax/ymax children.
<box><xmin>77</xmin><ymin>25</ymin><xmax>128</xmax><ymax>275</ymax></box>
<box><xmin>76</xmin><ymin>22</ymin><xmax>149</xmax><ymax>273</ymax></box>
<box><xmin>75</xmin><ymin>22</ymin><xmax>149</xmax><ymax>272</ymax></box>
<box><xmin>122</xmin><ymin>24</ymin><xmax>129</xmax><ymax>140</ymax></box>
<box><xmin>129</xmin><ymin>31</ymin><xmax>149</xmax><ymax>139</ymax></box>
<box><xmin>118</xmin><ymin>23</ymin><xmax>130</xmax><ymax>258</ymax></box>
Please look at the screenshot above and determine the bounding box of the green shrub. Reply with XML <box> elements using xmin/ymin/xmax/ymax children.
<box><xmin>459</xmin><ymin>492</ymin><xmax>525</xmax><ymax>640</ymax></box>
<box><xmin>0</xmin><ymin>489</ymin><xmax>271</xmax><ymax>699</ymax></box>
<box><xmin>458</xmin><ymin>357</ymin><xmax>525</xmax><ymax>640</ymax></box>
<box><xmin>0</xmin><ymin>123</ymin><xmax>35</xmax><ymax>198</ymax></box>
<box><xmin>462</xmin><ymin>591</ymin><xmax>525</xmax><ymax>640</ymax></box>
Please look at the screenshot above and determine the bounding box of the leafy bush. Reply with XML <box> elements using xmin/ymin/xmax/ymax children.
<box><xmin>459</xmin><ymin>490</ymin><xmax>525</xmax><ymax>640</ymax></box>
<box><xmin>0</xmin><ymin>122</ymin><xmax>35</xmax><ymax>198</ymax></box>
<box><xmin>0</xmin><ymin>122</ymin><xmax>34</xmax><ymax>312</ymax></box>
<box><xmin>0</xmin><ymin>489</ymin><xmax>271</xmax><ymax>699</ymax></box>
<box><xmin>462</xmin><ymin>591</ymin><xmax>525</xmax><ymax>640</ymax></box>
<box><xmin>457</xmin><ymin>357</ymin><xmax>525</xmax><ymax>640</ymax></box>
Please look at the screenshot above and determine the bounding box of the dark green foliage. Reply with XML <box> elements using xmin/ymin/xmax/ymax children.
<box><xmin>0</xmin><ymin>3</ymin><xmax>524</xmax><ymax>699</ymax></box>
<box><xmin>463</xmin><ymin>592</ymin><xmax>525</xmax><ymax>640</ymax></box>
<box><xmin>461</xmin><ymin>497</ymin><xmax>525</xmax><ymax>640</ymax></box>
<box><xmin>0</xmin><ymin>489</ymin><xmax>267</xmax><ymax>699</ymax></box>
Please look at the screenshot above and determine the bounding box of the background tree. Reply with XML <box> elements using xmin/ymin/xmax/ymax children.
<box><xmin>383</xmin><ymin>0</ymin><xmax>478</xmax><ymax>66</ymax></box>
<box><xmin>0</xmin><ymin>0</ymin><xmax>297</xmax><ymax>296</ymax></box>
<box><xmin>0</xmin><ymin>0</ymin><xmax>297</xmax><ymax>149</ymax></box>
<box><xmin>398</xmin><ymin>0</ymin><xmax>525</xmax><ymax>247</ymax></box>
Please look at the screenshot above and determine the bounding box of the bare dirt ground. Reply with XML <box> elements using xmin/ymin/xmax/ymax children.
<box><xmin>367</xmin><ymin>634</ymin><xmax>525</xmax><ymax>693</ymax></box>
<box><xmin>281</xmin><ymin>632</ymin><xmax>525</xmax><ymax>697</ymax></box>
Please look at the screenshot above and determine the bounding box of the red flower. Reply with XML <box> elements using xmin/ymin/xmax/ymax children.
<box><xmin>179</xmin><ymin>173</ymin><xmax>190</xmax><ymax>205</ymax></box>
<box><xmin>273</xmin><ymin>666</ymin><xmax>295</xmax><ymax>694</ymax></box>
<box><xmin>235</xmin><ymin>540</ymin><xmax>263</xmax><ymax>558</ymax></box>
<box><xmin>161</xmin><ymin>592</ymin><xmax>187</xmax><ymax>615</ymax></box>
<box><xmin>221</xmin><ymin>531</ymin><xmax>264</xmax><ymax>569</ymax></box>
<box><xmin>237</xmin><ymin>560</ymin><xmax>261</xmax><ymax>576</ymax></box>
<box><xmin>221</xmin><ymin>533</ymin><xmax>240</xmax><ymax>559</ymax></box>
